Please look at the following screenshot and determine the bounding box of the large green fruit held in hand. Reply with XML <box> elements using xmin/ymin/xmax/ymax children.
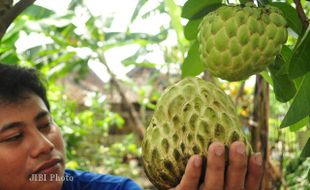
<box><xmin>142</xmin><ymin>77</ymin><xmax>251</xmax><ymax>190</ymax></box>
<box><xmin>198</xmin><ymin>3</ymin><xmax>288</xmax><ymax>81</ymax></box>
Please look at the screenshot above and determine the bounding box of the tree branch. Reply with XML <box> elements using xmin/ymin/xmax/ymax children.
<box><xmin>250</xmin><ymin>74</ymin><xmax>269</xmax><ymax>189</ymax></box>
<box><xmin>97</xmin><ymin>51</ymin><xmax>145</xmax><ymax>141</ymax></box>
<box><xmin>0</xmin><ymin>0</ymin><xmax>36</xmax><ymax>41</ymax></box>
<box><xmin>293</xmin><ymin>0</ymin><xmax>309</xmax><ymax>31</ymax></box>
<box><xmin>234</xmin><ymin>81</ymin><xmax>245</xmax><ymax>106</ymax></box>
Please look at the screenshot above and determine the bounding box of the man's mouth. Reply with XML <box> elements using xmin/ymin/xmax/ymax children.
<box><xmin>32</xmin><ymin>158</ymin><xmax>62</xmax><ymax>176</ymax></box>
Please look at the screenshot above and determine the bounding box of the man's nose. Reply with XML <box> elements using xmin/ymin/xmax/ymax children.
<box><xmin>29</xmin><ymin>130</ymin><xmax>54</xmax><ymax>158</ymax></box>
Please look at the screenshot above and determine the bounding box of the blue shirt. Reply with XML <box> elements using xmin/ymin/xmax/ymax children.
<box><xmin>61</xmin><ymin>169</ymin><xmax>142</xmax><ymax>190</ymax></box>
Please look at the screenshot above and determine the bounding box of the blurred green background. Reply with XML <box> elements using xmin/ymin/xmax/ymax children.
<box><xmin>0</xmin><ymin>0</ymin><xmax>309</xmax><ymax>189</ymax></box>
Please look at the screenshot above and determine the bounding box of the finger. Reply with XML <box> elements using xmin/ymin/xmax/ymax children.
<box><xmin>203</xmin><ymin>142</ymin><xmax>225</xmax><ymax>190</ymax></box>
<box><xmin>176</xmin><ymin>155</ymin><xmax>202</xmax><ymax>190</ymax></box>
<box><xmin>245</xmin><ymin>153</ymin><xmax>263</xmax><ymax>190</ymax></box>
<box><xmin>225</xmin><ymin>141</ymin><xmax>248</xmax><ymax>190</ymax></box>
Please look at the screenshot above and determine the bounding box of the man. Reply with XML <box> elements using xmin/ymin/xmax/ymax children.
<box><xmin>0</xmin><ymin>63</ymin><xmax>262</xmax><ymax>190</ymax></box>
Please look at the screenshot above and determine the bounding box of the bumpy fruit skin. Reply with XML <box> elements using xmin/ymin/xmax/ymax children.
<box><xmin>142</xmin><ymin>77</ymin><xmax>251</xmax><ymax>190</ymax></box>
<box><xmin>198</xmin><ymin>3</ymin><xmax>288</xmax><ymax>81</ymax></box>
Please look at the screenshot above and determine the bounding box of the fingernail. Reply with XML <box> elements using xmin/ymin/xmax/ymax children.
<box><xmin>215</xmin><ymin>144</ymin><xmax>224</xmax><ymax>156</ymax></box>
<box><xmin>255</xmin><ymin>153</ymin><xmax>262</xmax><ymax>166</ymax></box>
<box><xmin>236</xmin><ymin>142</ymin><xmax>245</xmax><ymax>155</ymax></box>
<box><xmin>194</xmin><ymin>156</ymin><xmax>202</xmax><ymax>168</ymax></box>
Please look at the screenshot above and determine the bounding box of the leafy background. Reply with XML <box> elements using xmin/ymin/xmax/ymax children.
<box><xmin>0</xmin><ymin>0</ymin><xmax>309</xmax><ymax>189</ymax></box>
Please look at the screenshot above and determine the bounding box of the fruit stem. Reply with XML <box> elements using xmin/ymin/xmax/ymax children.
<box><xmin>293</xmin><ymin>0</ymin><xmax>309</xmax><ymax>32</ymax></box>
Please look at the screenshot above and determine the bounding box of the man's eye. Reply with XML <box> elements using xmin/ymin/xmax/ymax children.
<box><xmin>5</xmin><ymin>133</ymin><xmax>23</xmax><ymax>142</ymax></box>
<box><xmin>39</xmin><ymin>123</ymin><xmax>51</xmax><ymax>130</ymax></box>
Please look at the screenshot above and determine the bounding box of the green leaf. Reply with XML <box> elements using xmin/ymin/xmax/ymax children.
<box><xmin>269</xmin><ymin>55</ymin><xmax>296</xmax><ymax>102</ymax></box>
<box><xmin>239</xmin><ymin>0</ymin><xmax>248</xmax><ymax>4</ymax></box>
<box><xmin>301</xmin><ymin>137</ymin><xmax>310</xmax><ymax>158</ymax></box>
<box><xmin>181</xmin><ymin>0</ymin><xmax>222</xmax><ymax>20</ymax></box>
<box><xmin>184</xmin><ymin>18</ymin><xmax>202</xmax><ymax>40</ymax></box>
<box><xmin>0</xmin><ymin>31</ymin><xmax>19</xmax><ymax>48</ymax></box>
<box><xmin>289</xmin><ymin>26</ymin><xmax>310</xmax><ymax>79</ymax></box>
<box><xmin>258</xmin><ymin>0</ymin><xmax>270</xmax><ymax>5</ymax></box>
<box><xmin>269</xmin><ymin>2</ymin><xmax>303</xmax><ymax>35</ymax></box>
<box><xmin>1</xmin><ymin>17</ymin><xmax>27</xmax><ymax>44</ymax></box>
<box><xmin>23</xmin><ymin>4</ymin><xmax>55</xmax><ymax>20</ymax></box>
<box><xmin>260</xmin><ymin>70</ymin><xmax>273</xmax><ymax>85</ymax></box>
<box><xmin>289</xmin><ymin>116</ymin><xmax>309</xmax><ymax>132</ymax></box>
<box><xmin>165</xmin><ymin>0</ymin><xmax>187</xmax><ymax>53</ymax></box>
<box><xmin>124</xmin><ymin>61</ymin><xmax>157</xmax><ymax>68</ymax></box>
<box><xmin>277</xmin><ymin>45</ymin><xmax>293</xmax><ymax>75</ymax></box>
<box><xmin>130</xmin><ymin>0</ymin><xmax>148</xmax><ymax>23</ymax></box>
<box><xmin>37</xmin><ymin>49</ymin><xmax>61</xmax><ymax>57</ymax></box>
<box><xmin>281</xmin><ymin>72</ymin><xmax>310</xmax><ymax>128</ymax></box>
<box><xmin>47</xmin><ymin>52</ymin><xmax>76</xmax><ymax>69</ymax></box>
<box><xmin>280</xmin><ymin>45</ymin><xmax>293</xmax><ymax>62</ymax></box>
<box><xmin>0</xmin><ymin>50</ymin><xmax>19</xmax><ymax>64</ymax></box>
<box><xmin>181</xmin><ymin>40</ymin><xmax>204</xmax><ymax>78</ymax></box>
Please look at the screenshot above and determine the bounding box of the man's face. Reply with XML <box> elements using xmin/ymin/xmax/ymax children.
<box><xmin>0</xmin><ymin>93</ymin><xmax>65</xmax><ymax>190</ymax></box>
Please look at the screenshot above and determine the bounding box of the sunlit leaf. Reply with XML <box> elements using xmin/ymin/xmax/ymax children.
<box><xmin>130</xmin><ymin>0</ymin><xmax>148</xmax><ymax>22</ymax></box>
<box><xmin>289</xmin><ymin>26</ymin><xmax>310</xmax><ymax>79</ymax></box>
<box><xmin>49</xmin><ymin>52</ymin><xmax>76</xmax><ymax>67</ymax></box>
<box><xmin>23</xmin><ymin>4</ymin><xmax>54</xmax><ymax>20</ymax></box>
<box><xmin>301</xmin><ymin>137</ymin><xmax>310</xmax><ymax>157</ymax></box>
<box><xmin>37</xmin><ymin>49</ymin><xmax>61</xmax><ymax>57</ymax></box>
<box><xmin>122</xmin><ymin>60</ymin><xmax>157</xmax><ymax>68</ymax></box>
<box><xmin>66</xmin><ymin>160</ymin><xmax>79</xmax><ymax>169</ymax></box>
<box><xmin>0</xmin><ymin>31</ymin><xmax>19</xmax><ymax>48</ymax></box>
<box><xmin>165</xmin><ymin>0</ymin><xmax>187</xmax><ymax>53</ymax></box>
<box><xmin>239</xmin><ymin>0</ymin><xmax>248</xmax><ymax>4</ymax></box>
<box><xmin>269</xmin><ymin>2</ymin><xmax>303</xmax><ymax>35</ymax></box>
<box><xmin>289</xmin><ymin>116</ymin><xmax>309</xmax><ymax>132</ymax></box>
<box><xmin>1</xmin><ymin>17</ymin><xmax>26</xmax><ymax>43</ymax></box>
<box><xmin>258</xmin><ymin>0</ymin><xmax>270</xmax><ymax>5</ymax></box>
<box><xmin>260</xmin><ymin>70</ymin><xmax>273</xmax><ymax>85</ymax></box>
<box><xmin>181</xmin><ymin>40</ymin><xmax>204</xmax><ymax>77</ymax></box>
<box><xmin>281</xmin><ymin>72</ymin><xmax>310</xmax><ymax>128</ymax></box>
<box><xmin>0</xmin><ymin>50</ymin><xmax>19</xmax><ymax>64</ymax></box>
<box><xmin>269</xmin><ymin>55</ymin><xmax>296</xmax><ymax>102</ymax></box>
<box><xmin>181</xmin><ymin>0</ymin><xmax>222</xmax><ymax>20</ymax></box>
<box><xmin>277</xmin><ymin>45</ymin><xmax>293</xmax><ymax>75</ymax></box>
<box><xmin>184</xmin><ymin>18</ymin><xmax>202</xmax><ymax>40</ymax></box>
<box><xmin>101</xmin><ymin>31</ymin><xmax>169</xmax><ymax>52</ymax></box>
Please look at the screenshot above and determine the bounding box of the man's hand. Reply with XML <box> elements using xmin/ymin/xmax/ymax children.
<box><xmin>170</xmin><ymin>141</ymin><xmax>263</xmax><ymax>190</ymax></box>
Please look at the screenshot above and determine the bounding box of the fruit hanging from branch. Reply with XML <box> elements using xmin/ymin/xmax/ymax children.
<box><xmin>198</xmin><ymin>3</ymin><xmax>288</xmax><ymax>81</ymax></box>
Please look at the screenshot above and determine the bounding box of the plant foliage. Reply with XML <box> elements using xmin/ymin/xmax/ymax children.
<box><xmin>181</xmin><ymin>0</ymin><xmax>310</xmax><ymax>183</ymax></box>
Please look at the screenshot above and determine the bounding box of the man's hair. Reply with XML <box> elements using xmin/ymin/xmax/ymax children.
<box><xmin>0</xmin><ymin>63</ymin><xmax>50</xmax><ymax>110</ymax></box>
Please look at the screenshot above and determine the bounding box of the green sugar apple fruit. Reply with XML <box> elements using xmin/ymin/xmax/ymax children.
<box><xmin>198</xmin><ymin>3</ymin><xmax>288</xmax><ymax>81</ymax></box>
<box><xmin>142</xmin><ymin>77</ymin><xmax>251</xmax><ymax>190</ymax></box>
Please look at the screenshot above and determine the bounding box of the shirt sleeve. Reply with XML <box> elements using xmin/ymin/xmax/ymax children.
<box><xmin>62</xmin><ymin>169</ymin><xmax>143</xmax><ymax>190</ymax></box>
<box><xmin>119</xmin><ymin>178</ymin><xmax>142</xmax><ymax>190</ymax></box>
